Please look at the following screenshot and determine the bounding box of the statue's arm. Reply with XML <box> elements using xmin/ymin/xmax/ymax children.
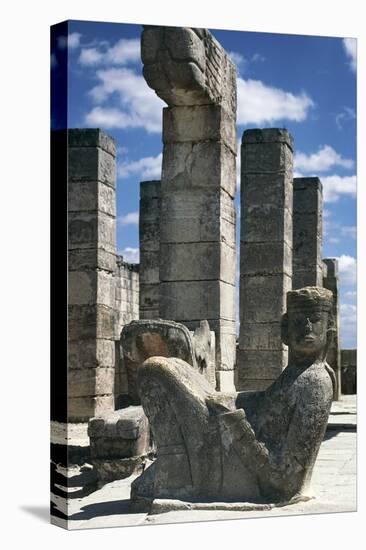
<box><xmin>220</xmin><ymin>384</ymin><xmax>331</xmax><ymax>499</ymax></box>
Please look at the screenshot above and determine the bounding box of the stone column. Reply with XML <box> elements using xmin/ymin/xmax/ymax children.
<box><xmin>238</xmin><ymin>129</ymin><xmax>294</xmax><ymax>391</ymax></box>
<box><xmin>323</xmin><ymin>258</ymin><xmax>341</xmax><ymax>399</ymax></box>
<box><xmin>139</xmin><ymin>180</ymin><xmax>161</xmax><ymax>319</ymax></box>
<box><xmin>68</xmin><ymin>129</ymin><xmax>116</xmax><ymax>421</ymax></box>
<box><xmin>293</xmin><ymin>177</ymin><xmax>323</xmax><ymax>289</ymax></box>
<box><xmin>141</xmin><ymin>27</ymin><xmax>237</xmax><ymax>390</ymax></box>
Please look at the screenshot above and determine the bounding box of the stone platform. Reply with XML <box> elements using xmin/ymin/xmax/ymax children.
<box><xmin>51</xmin><ymin>395</ymin><xmax>356</xmax><ymax>529</ymax></box>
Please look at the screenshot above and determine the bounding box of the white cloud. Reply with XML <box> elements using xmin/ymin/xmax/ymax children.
<box><xmin>337</xmin><ymin>255</ymin><xmax>357</xmax><ymax>286</ymax></box>
<box><xmin>79</xmin><ymin>38</ymin><xmax>140</xmax><ymax>66</ymax></box>
<box><xmin>118</xmin><ymin>211</ymin><xmax>139</xmax><ymax>226</ymax></box>
<box><xmin>118</xmin><ymin>153</ymin><xmax>162</xmax><ymax>180</ymax></box>
<box><xmin>251</xmin><ymin>53</ymin><xmax>265</xmax><ymax>63</ymax></box>
<box><xmin>118</xmin><ymin>247</ymin><xmax>140</xmax><ymax>264</ymax></box>
<box><xmin>335</xmin><ymin>106</ymin><xmax>356</xmax><ymax>130</ymax></box>
<box><xmin>343</xmin><ymin>38</ymin><xmax>357</xmax><ymax>72</ymax></box>
<box><xmin>237</xmin><ymin>78</ymin><xmax>314</xmax><ymax>125</ymax></box>
<box><xmin>322</xmin><ymin>175</ymin><xmax>356</xmax><ymax>203</ymax></box>
<box><xmin>294</xmin><ymin>145</ymin><xmax>353</xmax><ymax>173</ymax></box>
<box><xmin>340</xmin><ymin>226</ymin><xmax>357</xmax><ymax>239</ymax></box>
<box><xmin>79</xmin><ymin>47</ymin><xmax>104</xmax><ymax>65</ymax></box>
<box><xmin>57</xmin><ymin>32</ymin><xmax>82</xmax><ymax>50</ymax></box>
<box><xmin>85</xmin><ymin>68</ymin><xmax>164</xmax><ymax>133</ymax></box>
<box><xmin>345</xmin><ymin>290</ymin><xmax>357</xmax><ymax>300</ymax></box>
<box><xmin>228</xmin><ymin>51</ymin><xmax>247</xmax><ymax>70</ymax></box>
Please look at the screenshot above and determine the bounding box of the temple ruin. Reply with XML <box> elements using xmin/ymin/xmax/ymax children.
<box><xmin>50</xmin><ymin>24</ymin><xmax>356</xmax><ymax>520</ymax></box>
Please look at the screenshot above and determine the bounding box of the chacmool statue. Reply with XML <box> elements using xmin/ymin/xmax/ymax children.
<box><xmin>131</xmin><ymin>287</ymin><xmax>336</xmax><ymax>505</ymax></box>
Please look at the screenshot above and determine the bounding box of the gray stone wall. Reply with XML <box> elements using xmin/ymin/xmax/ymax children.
<box><xmin>238</xmin><ymin>129</ymin><xmax>294</xmax><ymax>391</ymax></box>
<box><xmin>141</xmin><ymin>27</ymin><xmax>238</xmax><ymax>390</ymax></box>
<box><xmin>68</xmin><ymin>129</ymin><xmax>117</xmax><ymax>421</ymax></box>
<box><xmin>293</xmin><ymin>177</ymin><xmax>323</xmax><ymax>289</ymax></box>
<box><xmin>323</xmin><ymin>258</ymin><xmax>341</xmax><ymax>399</ymax></box>
<box><xmin>115</xmin><ymin>257</ymin><xmax>140</xmax><ymax>403</ymax></box>
<box><xmin>139</xmin><ymin>180</ymin><xmax>161</xmax><ymax>319</ymax></box>
<box><xmin>341</xmin><ymin>349</ymin><xmax>357</xmax><ymax>394</ymax></box>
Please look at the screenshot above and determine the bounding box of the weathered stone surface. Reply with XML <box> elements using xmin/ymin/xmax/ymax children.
<box><xmin>68</xmin><ymin>147</ymin><xmax>116</xmax><ymax>187</ymax></box>
<box><xmin>68</xmin><ymin>180</ymin><xmax>116</xmax><ymax>216</ymax></box>
<box><xmin>341</xmin><ymin>349</ymin><xmax>357</xmax><ymax>394</ymax></box>
<box><xmin>159</xmin><ymin>189</ymin><xmax>235</xmax><ymax>245</ymax></box>
<box><xmin>68</xmin><ymin>128</ymin><xmax>116</xmax><ymax>157</ymax></box>
<box><xmin>239</xmin><ymin>128</ymin><xmax>293</xmax><ymax>390</ymax></box>
<box><xmin>69</xmin><ymin>395</ymin><xmax>114</xmax><ymax>422</ymax></box>
<box><xmin>68</xmin><ymin>339</ymin><xmax>115</xmax><ymax>370</ymax></box>
<box><xmin>293</xmin><ymin>177</ymin><xmax>323</xmax><ymax>289</ymax></box>
<box><xmin>132</xmin><ymin>287</ymin><xmax>335</xmax><ymax>504</ymax></box>
<box><xmin>141</xmin><ymin>26</ymin><xmax>236</xmax><ymax>114</ymax></box>
<box><xmin>68</xmin><ymin>304</ymin><xmax>116</xmax><ymax>341</ymax></box>
<box><xmin>68</xmin><ymin>211</ymin><xmax>116</xmax><ymax>253</ymax></box>
<box><xmin>160</xmin><ymin>280</ymin><xmax>235</xmax><ymax>322</ymax></box>
<box><xmin>88</xmin><ymin>406</ymin><xmax>150</xmax><ymax>459</ymax></box>
<box><xmin>139</xmin><ymin>181</ymin><xmax>161</xmax><ymax>320</ymax></box>
<box><xmin>67</xmin><ymin>129</ymin><xmax>117</xmax><ymax>422</ymax></box>
<box><xmin>162</xmin><ymin>141</ymin><xmax>236</xmax><ymax>198</ymax></box>
<box><xmin>142</xmin><ymin>27</ymin><xmax>237</xmax><ymax>380</ymax></box>
<box><xmin>68</xmin><ymin>367</ymin><xmax>115</xmax><ymax>398</ymax></box>
<box><xmin>323</xmin><ymin>258</ymin><xmax>341</xmax><ymax>399</ymax></box>
<box><xmin>163</xmin><ymin>105</ymin><xmax>236</xmax><ymax>153</ymax></box>
<box><xmin>160</xmin><ymin>241</ymin><xmax>235</xmax><ymax>285</ymax></box>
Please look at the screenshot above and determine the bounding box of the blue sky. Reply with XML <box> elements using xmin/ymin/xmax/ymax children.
<box><xmin>52</xmin><ymin>20</ymin><xmax>357</xmax><ymax>348</ymax></box>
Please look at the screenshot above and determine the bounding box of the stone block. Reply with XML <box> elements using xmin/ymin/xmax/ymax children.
<box><xmin>237</xmin><ymin>378</ymin><xmax>273</xmax><ymax>391</ymax></box>
<box><xmin>89</xmin><ymin>406</ymin><xmax>150</xmax><ymax>459</ymax></box>
<box><xmin>68</xmin><ymin>211</ymin><xmax>115</xmax><ymax>253</ymax></box>
<box><xmin>240</xmin><ymin>274</ymin><xmax>291</xmax><ymax>323</ymax></box>
<box><xmin>241</xmin><ymin>140</ymin><xmax>293</xmax><ymax>174</ymax></box>
<box><xmin>241</xmin><ymin>173</ymin><xmax>293</xmax><ymax>213</ymax></box>
<box><xmin>139</xmin><ymin>250</ymin><xmax>160</xmax><ymax>284</ymax></box>
<box><xmin>240</xmin><ymin>241</ymin><xmax>292</xmax><ymax>277</ymax></box>
<box><xmin>68</xmin><ymin>367</ymin><xmax>115</xmax><ymax>398</ymax></box>
<box><xmin>162</xmin><ymin>141</ymin><xmax>236</xmax><ymax>198</ymax></box>
<box><xmin>139</xmin><ymin>284</ymin><xmax>160</xmax><ymax>314</ymax></box>
<box><xmin>241</xmin><ymin>203</ymin><xmax>292</xmax><ymax>244</ymax></box>
<box><xmin>68</xmin><ymin>180</ymin><xmax>116</xmax><ymax>216</ymax></box>
<box><xmin>242</xmin><ymin>128</ymin><xmax>294</xmax><ymax>150</ymax></box>
<box><xmin>68</xmin><ymin>338</ymin><xmax>115</xmax><ymax>370</ymax></box>
<box><xmin>68</xmin><ymin>304</ymin><xmax>116</xmax><ymax>341</ymax></box>
<box><xmin>68</xmin><ymin>128</ymin><xmax>116</xmax><ymax>157</ymax></box>
<box><xmin>160</xmin><ymin>241</ymin><xmax>235</xmax><ymax>285</ymax></box>
<box><xmin>163</xmin><ymin>105</ymin><xmax>236</xmax><ymax>153</ymax></box>
<box><xmin>160</xmin><ymin>189</ymin><xmax>235</xmax><ymax>245</ymax></box>
<box><xmin>68</xmin><ymin>248</ymin><xmax>116</xmax><ymax>273</ymax></box>
<box><xmin>68</xmin><ymin>394</ymin><xmax>114</xmax><ymax>422</ymax></box>
<box><xmin>239</xmin><ymin>322</ymin><xmax>285</xmax><ymax>351</ymax></box>
<box><xmin>68</xmin><ymin>147</ymin><xmax>116</xmax><ymax>187</ymax></box>
<box><xmin>160</xmin><ymin>280</ymin><xmax>235</xmax><ymax>322</ymax></box>
<box><xmin>293</xmin><ymin>177</ymin><xmax>322</xmax><ymax>213</ymax></box>
<box><xmin>68</xmin><ymin>271</ymin><xmax>115</xmax><ymax>307</ymax></box>
<box><xmin>237</xmin><ymin>349</ymin><xmax>286</xmax><ymax>382</ymax></box>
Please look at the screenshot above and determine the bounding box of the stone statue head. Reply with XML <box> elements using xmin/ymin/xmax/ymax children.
<box><xmin>281</xmin><ymin>287</ymin><xmax>335</xmax><ymax>362</ymax></box>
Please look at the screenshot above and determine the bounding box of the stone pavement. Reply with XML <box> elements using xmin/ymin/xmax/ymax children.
<box><xmin>51</xmin><ymin>395</ymin><xmax>356</xmax><ymax>530</ymax></box>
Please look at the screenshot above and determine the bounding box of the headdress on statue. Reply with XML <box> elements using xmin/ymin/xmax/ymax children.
<box><xmin>286</xmin><ymin>287</ymin><xmax>333</xmax><ymax>313</ymax></box>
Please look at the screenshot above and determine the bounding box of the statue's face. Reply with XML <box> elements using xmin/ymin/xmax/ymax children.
<box><xmin>287</xmin><ymin>307</ymin><xmax>328</xmax><ymax>358</ymax></box>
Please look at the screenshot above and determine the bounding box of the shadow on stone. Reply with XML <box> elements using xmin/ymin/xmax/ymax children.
<box><xmin>69</xmin><ymin>498</ymin><xmax>132</xmax><ymax>520</ymax></box>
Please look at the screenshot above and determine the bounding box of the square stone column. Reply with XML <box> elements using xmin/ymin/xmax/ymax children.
<box><xmin>141</xmin><ymin>26</ymin><xmax>238</xmax><ymax>390</ymax></box>
<box><xmin>139</xmin><ymin>180</ymin><xmax>161</xmax><ymax>319</ymax></box>
<box><xmin>238</xmin><ymin>128</ymin><xmax>294</xmax><ymax>391</ymax></box>
<box><xmin>159</xmin><ymin>105</ymin><xmax>237</xmax><ymax>389</ymax></box>
<box><xmin>68</xmin><ymin>129</ymin><xmax>117</xmax><ymax>421</ymax></box>
<box><xmin>293</xmin><ymin>177</ymin><xmax>323</xmax><ymax>289</ymax></box>
<box><xmin>323</xmin><ymin>258</ymin><xmax>341</xmax><ymax>400</ymax></box>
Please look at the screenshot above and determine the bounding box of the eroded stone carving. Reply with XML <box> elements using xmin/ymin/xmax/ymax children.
<box><xmin>120</xmin><ymin>319</ymin><xmax>216</xmax><ymax>404</ymax></box>
<box><xmin>131</xmin><ymin>287</ymin><xmax>335</xmax><ymax>506</ymax></box>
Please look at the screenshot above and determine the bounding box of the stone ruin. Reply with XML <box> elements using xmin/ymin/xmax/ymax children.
<box><xmin>51</xmin><ymin>25</ymin><xmax>356</xmax><ymax>507</ymax></box>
